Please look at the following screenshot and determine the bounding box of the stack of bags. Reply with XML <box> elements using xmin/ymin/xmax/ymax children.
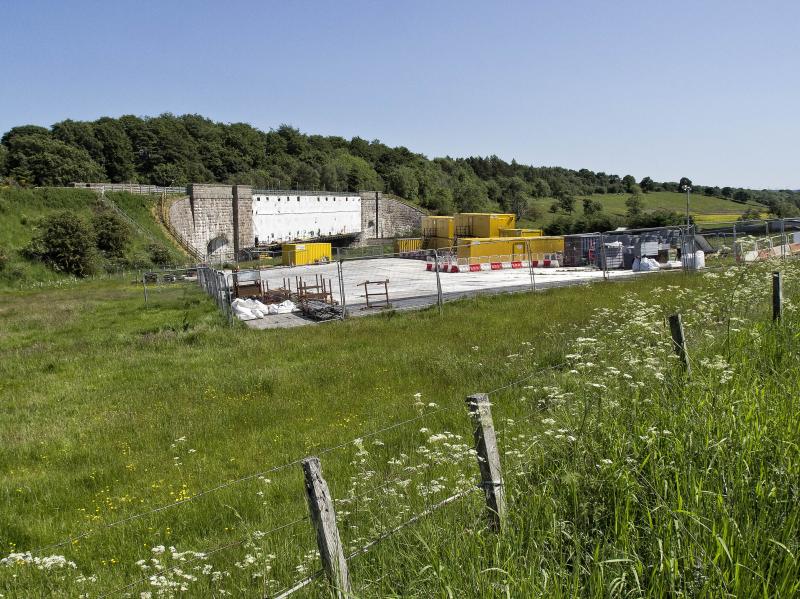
<box><xmin>231</xmin><ymin>298</ymin><xmax>296</xmax><ymax>320</ymax></box>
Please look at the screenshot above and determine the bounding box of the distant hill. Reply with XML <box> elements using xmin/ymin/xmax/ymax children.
<box><xmin>2</xmin><ymin>114</ymin><xmax>798</xmax><ymax>219</ymax></box>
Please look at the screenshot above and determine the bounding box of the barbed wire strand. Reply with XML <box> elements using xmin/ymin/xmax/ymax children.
<box><xmin>486</xmin><ymin>361</ymin><xmax>568</xmax><ymax>397</ymax></box>
<box><xmin>271</xmin><ymin>485</ymin><xmax>478</xmax><ymax>599</ymax></box>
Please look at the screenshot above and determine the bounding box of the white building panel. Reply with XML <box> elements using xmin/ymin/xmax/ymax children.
<box><xmin>252</xmin><ymin>193</ymin><xmax>362</xmax><ymax>244</ymax></box>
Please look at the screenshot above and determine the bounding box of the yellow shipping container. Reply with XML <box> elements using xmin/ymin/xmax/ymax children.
<box><xmin>423</xmin><ymin>236</ymin><xmax>454</xmax><ymax>250</ymax></box>
<box><xmin>421</xmin><ymin>216</ymin><xmax>455</xmax><ymax>240</ymax></box>
<box><xmin>456</xmin><ymin>236</ymin><xmax>564</xmax><ymax>264</ymax></box>
<box><xmin>499</xmin><ymin>228</ymin><xmax>543</xmax><ymax>238</ymax></box>
<box><xmin>456</xmin><ymin>237</ymin><xmax>529</xmax><ymax>263</ymax></box>
<box><xmin>527</xmin><ymin>236</ymin><xmax>564</xmax><ymax>254</ymax></box>
<box><xmin>394</xmin><ymin>238</ymin><xmax>423</xmax><ymax>253</ymax></box>
<box><xmin>455</xmin><ymin>213</ymin><xmax>516</xmax><ymax>238</ymax></box>
<box><xmin>282</xmin><ymin>242</ymin><xmax>332</xmax><ymax>266</ymax></box>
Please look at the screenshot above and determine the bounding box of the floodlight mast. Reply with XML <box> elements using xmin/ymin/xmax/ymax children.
<box><xmin>682</xmin><ymin>184</ymin><xmax>692</xmax><ymax>231</ymax></box>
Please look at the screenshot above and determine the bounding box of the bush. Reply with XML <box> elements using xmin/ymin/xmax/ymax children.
<box><xmin>24</xmin><ymin>212</ymin><xmax>96</xmax><ymax>276</ymax></box>
<box><xmin>0</xmin><ymin>246</ymin><xmax>8</xmax><ymax>271</ymax></box>
<box><xmin>543</xmin><ymin>215</ymin><xmax>574</xmax><ymax>236</ymax></box>
<box><xmin>628</xmin><ymin>209</ymin><xmax>685</xmax><ymax>229</ymax></box>
<box><xmin>148</xmin><ymin>243</ymin><xmax>172</xmax><ymax>267</ymax></box>
<box><xmin>92</xmin><ymin>210</ymin><xmax>130</xmax><ymax>258</ymax></box>
<box><xmin>126</xmin><ymin>252</ymin><xmax>154</xmax><ymax>270</ymax></box>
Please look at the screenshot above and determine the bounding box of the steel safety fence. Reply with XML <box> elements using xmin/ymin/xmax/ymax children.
<box><xmin>338</xmin><ymin>249</ymin><xmax>442</xmax><ymax>315</ymax></box>
<box><xmin>193</xmin><ymin>219</ymin><xmax>800</xmax><ymax>326</ymax></box>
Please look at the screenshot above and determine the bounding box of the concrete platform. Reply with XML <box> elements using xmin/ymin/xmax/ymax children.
<box><xmin>237</xmin><ymin>258</ymin><xmax>679</xmax><ymax>329</ymax></box>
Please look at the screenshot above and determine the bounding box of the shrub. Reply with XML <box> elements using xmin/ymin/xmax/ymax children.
<box><xmin>148</xmin><ymin>243</ymin><xmax>172</xmax><ymax>267</ymax></box>
<box><xmin>0</xmin><ymin>246</ymin><xmax>8</xmax><ymax>271</ymax></box>
<box><xmin>92</xmin><ymin>210</ymin><xmax>130</xmax><ymax>258</ymax></box>
<box><xmin>24</xmin><ymin>211</ymin><xmax>96</xmax><ymax>276</ymax></box>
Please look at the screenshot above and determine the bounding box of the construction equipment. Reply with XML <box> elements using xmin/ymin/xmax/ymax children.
<box><xmin>358</xmin><ymin>279</ymin><xmax>392</xmax><ymax>310</ymax></box>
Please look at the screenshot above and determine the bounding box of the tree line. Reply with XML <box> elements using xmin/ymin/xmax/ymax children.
<box><xmin>1</xmin><ymin>113</ymin><xmax>797</xmax><ymax>218</ymax></box>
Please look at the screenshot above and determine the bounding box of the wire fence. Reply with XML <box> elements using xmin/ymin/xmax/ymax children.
<box><xmin>6</xmin><ymin>226</ymin><xmax>798</xmax><ymax>596</ymax></box>
<box><xmin>6</xmin><ymin>257</ymin><xmax>796</xmax><ymax>598</ymax></box>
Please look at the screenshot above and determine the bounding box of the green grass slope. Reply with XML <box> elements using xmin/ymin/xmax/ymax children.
<box><xmin>0</xmin><ymin>260</ymin><xmax>797</xmax><ymax>596</ymax></box>
<box><xmin>0</xmin><ymin>187</ymin><xmax>185</xmax><ymax>287</ymax></box>
<box><xmin>522</xmin><ymin>190</ymin><xmax>762</xmax><ymax>228</ymax></box>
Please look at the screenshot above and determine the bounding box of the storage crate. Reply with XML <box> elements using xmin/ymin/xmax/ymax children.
<box><xmin>454</xmin><ymin>213</ymin><xmax>516</xmax><ymax>238</ymax></box>
<box><xmin>282</xmin><ymin>242</ymin><xmax>332</xmax><ymax>266</ymax></box>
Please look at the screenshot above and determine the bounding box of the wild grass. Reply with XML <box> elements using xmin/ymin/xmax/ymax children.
<box><xmin>0</xmin><ymin>260</ymin><xmax>798</xmax><ymax>597</ymax></box>
<box><xmin>0</xmin><ymin>187</ymin><xmax>185</xmax><ymax>288</ymax></box>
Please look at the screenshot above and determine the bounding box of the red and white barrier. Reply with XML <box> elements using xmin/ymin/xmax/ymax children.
<box><xmin>426</xmin><ymin>260</ymin><xmax>561</xmax><ymax>273</ymax></box>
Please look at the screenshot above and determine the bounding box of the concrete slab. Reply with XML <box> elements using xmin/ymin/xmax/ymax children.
<box><xmin>230</xmin><ymin>258</ymin><xmax>682</xmax><ymax>329</ymax></box>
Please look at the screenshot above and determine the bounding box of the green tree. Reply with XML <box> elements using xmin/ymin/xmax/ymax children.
<box><xmin>639</xmin><ymin>176</ymin><xmax>654</xmax><ymax>192</ymax></box>
<box><xmin>625</xmin><ymin>193</ymin><xmax>643</xmax><ymax>218</ymax></box>
<box><xmin>532</xmin><ymin>178</ymin><xmax>551</xmax><ymax>198</ymax></box>
<box><xmin>582</xmin><ymin>198</ymin><xmax>603</xmax><ymax>215</ymax></box>
<box><xmin>622</xmin><ymin>174</ymin><xmax>637</xmax><ymax>193</ymax></box>
<box><xmin>557</xmin><ymin>193</ymin><xmax>576</xmax><ymax>214</ymax></box>
<box><xmin>24</xmin><ymin>212</ymin><xmax>96</xmax><ymax>276</ymax></box>
<box><xmin>52</xmin><ymin>119</ymin><xmax>103</xmax><ymax>164</ymax></box>
<box><xmin>387</xmin><ymin>166</ymin><xmax>419</xmax><ymax>200</ymax></box>
<box><xmin>679</xmin><ymin>176</ymin><xmax>693</xmax><ymax>190</ymax></box>
<box><xmin>1</xmin><ymin>125</ymin><xmax>51</xmax><ymax>145</ymax></box>
<box><xmin>94</xmin><ymin>118</ymin><xmax>135</xmax><ymax>182</ymax></box>
<box><xmin>294</xmin><ymin>162</ymin><xmax>320</xmax><ymax>189</ymax></box>
<box><xmin>721</xmin><ymin>186</ymin><xmax>733</xmax><ymax>198</ymax></box>
<box><xmin>506</xmin><ymin>176</ymin><xmax>529</xmax><ymax>218</ymax></box>
<box><xmin>92</xmin><ymin>211</ymin><xmax>131</xmax><ymax>258</ymax></box>
<box><xmin>320</xmin><ymin>161</ymin><xmax>342</xmax><ymax>191</ymax></box>
<box><xmin>453</xmin><ymin>178</ymin><xmax>487</xmax><ymax>212</ymax></box>
<box><xmin>733</xmin><ymin>189</ymin><xmax>751</xmax><ymax>203</ymax></box>
<box><xmin>4</xmin><ymin>134</ymin><xmax>104</xmax><ymax>185</ymax></box>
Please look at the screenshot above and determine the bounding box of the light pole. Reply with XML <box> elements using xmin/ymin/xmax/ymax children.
<box><xmin>682</xmin><ymin>183</ymin><xmax>692</xmax><ymax>269</ymax></box>
<box><xmin>682</xmin><ymin>184</ymin><xmax>691</xmax><ymax>230</ymax></box>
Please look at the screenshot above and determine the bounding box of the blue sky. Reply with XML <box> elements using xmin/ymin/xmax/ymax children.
<box><xmin>1</xmin><ymin>0</ymin><xmax>797</xmax><ymax>189</ymax></box>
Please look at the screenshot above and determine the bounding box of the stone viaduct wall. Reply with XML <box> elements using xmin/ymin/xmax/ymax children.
<box><xmin>168</xmin><ymin>184</ymin><xmax>252</xmax><ymax>261</ymax></box>
<box><xmin>168</xmin><ymin>186</ymin><xmax>424</xmax><ymax>259</ymax></box>
<box><xmin>358</xmin><ymin>192</ymin><xmax>425</xmax><ymax>240</ymax></box>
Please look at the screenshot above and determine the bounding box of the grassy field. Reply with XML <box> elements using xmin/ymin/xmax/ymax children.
<box><xmin>522</xmin><ymin>191</ymin><xmax>763</xmax><ymax>229</ymax></box>
<box><xmin>0</xmin><ymin>187</ymin><xmax>187</xmax><ymax>288</ymax></box>
<box><xmin>1</xmin><ymin>258</ymin><xmax>798</xmax><ymax>597</ymax></box>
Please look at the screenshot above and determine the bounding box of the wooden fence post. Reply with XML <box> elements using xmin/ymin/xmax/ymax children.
<box><xmin>668</xmin><ymin>313</ymin><xmax>690</xmax><ymax>375</ymax></box>
<box><xmin>466</xmin><ymin>393</ymin><xmax>506</xmax><ymax>532</ymax></box>
<box><xmin>773</xmin><ymin>271</ymin><xmax>783</xmax><ymax>321</ymax></box>
<box><xmin>301</xmin><ymin>457</ymin><xmax>351</xmax><ymax>598</ymax></box>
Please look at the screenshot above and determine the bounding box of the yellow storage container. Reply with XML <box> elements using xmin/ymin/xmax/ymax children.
<box><xmin>422</xmin><ymin>216</ymin><xmax>455</xmax><ymax>240</ymax></box>
<box><xmin>423</xmin><ymin>236</ymin><xmax>454</xmax><ymax>250</ymax></box>
<box><xmin>499</xmin><ymin>228</ymin><xmax>543</xmax><ymax>238</ymax></box>
<box><xmin>455</xmin><ymin>236</ymin><xmax>564</xmax><ymax>264</ymax></box>
<box><xmin>282</xmin><ymin>242</ymin><xmax>332</xmax><ymax>266</ymax></box>
<box><xmin>527</xmin><ymin>236</ymin><xmax>565</xmax><ymax>254</ymax></box>
<box><xmin>455</xmin><ymin>237</ymin><xmax>529</xmax><ymax>264</ymax></box>
<box><xmin>394</xmin><ymin>238</ymin><xmax>423</xmax><ymax>254</ymax></box>
<box><xmin>454</xmin><ymin>213</ymin><xmax>516</xmax><ymax>238</ymax></box>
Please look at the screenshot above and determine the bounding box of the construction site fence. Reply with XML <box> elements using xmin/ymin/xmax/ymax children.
<box><xmin>189</xmin><ymin>220</ymin><xmax>800</xmax><ymax>323</ymax></box>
